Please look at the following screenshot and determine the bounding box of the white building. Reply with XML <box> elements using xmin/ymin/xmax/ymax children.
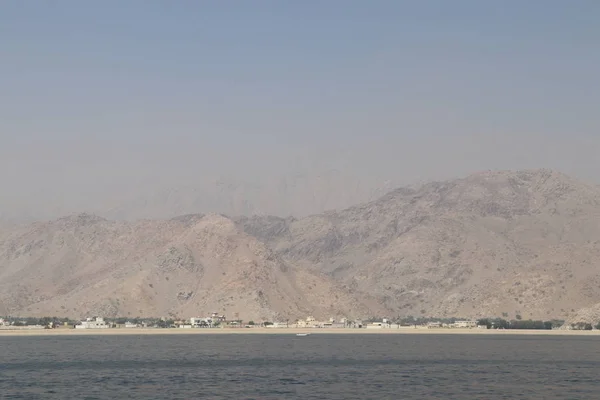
<box><xmin>190</xmin><ymin>317</ymin><xmax>213</xmax><ymax>327</ymax></box>
<box><xmin>296</xmin><ymin>316</ymin><xmax>318</xmax><ymax>328</ymax></box>
<box><xmin>453</xmin><ymin>320</ymin><xmax>477</xmax><ymax>328</ymax></box>
<box><xmin>75</xmin><ymin>317</ymin><xmax>110</xmax><ymax>329</ymax></box>
<box><xmin>366</xmin><ymin>319</ymin><xmax>392</xmax><ymax>329</ymax></box>
<box><xmin>211</xmin><ymin>312</ymin><xmax>226</xmax><ymax>322</ymax></box>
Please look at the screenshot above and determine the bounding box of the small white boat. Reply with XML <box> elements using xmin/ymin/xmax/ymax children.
<box><xmin>296</xmin><ymin>333</ymin><xmax>310</xmax><ymax>337</ymax></box>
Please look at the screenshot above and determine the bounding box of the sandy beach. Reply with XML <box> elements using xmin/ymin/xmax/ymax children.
<box><xmin>1</xmin><ymin>327</ymin><xmax>599</xmax><ymax>337</ymax></box>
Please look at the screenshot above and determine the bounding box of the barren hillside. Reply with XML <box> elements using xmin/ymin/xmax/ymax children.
<box><xmin>237</xmin><ymin>169</ymin><xmax>600</xmax><ymax>321</ymax></box>
<box><xmin>3</xmin><ymin>169</ymin><xmax>600</xmax><ymax>322</ymax></box>
<box><xmin>0</xmin><ymin>213</ymin><xmax>386</xmax><ymax>320</ymax></box>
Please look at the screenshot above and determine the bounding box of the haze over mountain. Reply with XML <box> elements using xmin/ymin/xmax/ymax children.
<box><xmin>1</xmin><ymin>169</ymin><xmax>401</xmax><ymax>223</ymax></box>
<box><xmin>0</xmin><ymin>167</ymin><xmax>404</xmax><ymax>223</ymax></box>
<box><xmin>2</xmin><ymin>3</ymin><xmax>600</xmax><ymax>224</ymax></box>
<box><xmin>2</xmin><ymin>169</ymin><xmax>600</xmax><ymax>324</ymax></box>
<box><xmin>2</xmin><ymin>3</ymin><xmax>600</xmax><ymax>324</ymax></box>
<box><xmin>93</xmin><ymin>170</ymin><xmax>399</xmax><ymax>221</ymax></box>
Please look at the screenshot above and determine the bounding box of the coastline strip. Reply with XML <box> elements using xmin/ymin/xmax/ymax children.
<box><xmin>1</xmin><ymin>328</ymin><xmax>598</xmax><ymax>337</ymax></box>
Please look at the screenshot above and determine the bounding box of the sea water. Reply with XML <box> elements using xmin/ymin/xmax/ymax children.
<box><xmin>1</xmin><ymin>334</ymin><xmax>599</xmax><ymax>399</ymax></box>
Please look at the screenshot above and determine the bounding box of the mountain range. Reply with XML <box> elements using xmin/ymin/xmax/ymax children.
<box><xmin>2</xmin><ymin>169</ymin><xmax>600</xmax><ymax>324</ymax></box>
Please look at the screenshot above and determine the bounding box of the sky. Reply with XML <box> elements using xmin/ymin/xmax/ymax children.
<box><xmin>1</xmin><ymin>1</ymin><xmax>599</xmax><ymax>219</ymax></box>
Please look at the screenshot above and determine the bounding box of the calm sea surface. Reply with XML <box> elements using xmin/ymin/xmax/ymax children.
<box><xmin>1</xmin><ymin>334</ymin><xmax>600</xmax><ymax>399</ymax></box>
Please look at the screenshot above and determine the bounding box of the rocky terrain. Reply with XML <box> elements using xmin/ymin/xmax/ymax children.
<box><xmin>0</xmin><ymin>213</ymin><xmax>386</xmax><ymax>321</ymax></box>
<box><xmin>2</xmin><ymin>169</ymin><xmax>600</xmax><ymax>323</ymax></box>
<box><xmin>236</xmin><ymin>169</ymin><xmax>600</xmax><ymax>321</ymax></box>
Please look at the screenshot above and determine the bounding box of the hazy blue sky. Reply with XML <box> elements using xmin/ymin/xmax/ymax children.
<box><xmin>1</xmin><ymin>1</ymin><xmax>599</xmax><ymax>219</ymax></box>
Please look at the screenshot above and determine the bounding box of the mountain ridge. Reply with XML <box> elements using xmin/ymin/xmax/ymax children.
<box><xmin>2</xmin><ymin>168</ymin><xmax>600</xmax><ymax>323</ymax></box>
<box><xmin>0</xmin><ymin>213</ymin><xmax>387</xmax><ymax>320</ymax></box>
<box><xmin>236</xmin><ymin>169</ymin><xmax>600</xmax><ymax>321</ymax></box>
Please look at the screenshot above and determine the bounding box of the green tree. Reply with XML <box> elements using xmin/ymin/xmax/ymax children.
<box><xmin>156</xmin><ymin>320</ymin><xmax>168</xmax><ymax>328</ymax></box>
<box><xmin>491</xmin><ymin>318</ymin><xmax>510</xmax><ymax>329</ymax></box>
<box><xmin>510</xmin><ymin>319</ymin><xmax>546</xmax><ymax>329</ymax></box>
<box><xmin>477</xmin><ymin>319</ymin><xmax>492</xmax><ymax>329</ymax></box>
<box><xmin>399</xmin><ymin>316</ymin><xmax>416</xmax><ymax>326</ymax></box>
<box><xmin>571</xmin><ymin>322</ymin><xmax>593</xmax><ymax>330</ymax></box>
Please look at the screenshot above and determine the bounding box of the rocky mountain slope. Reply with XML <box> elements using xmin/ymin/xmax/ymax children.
<box><xmin>237</xmin><ymin>169</ymin><xmax>600</xmax><ymax>321</ymax></box>
<box><xmin>3</xmin><ymin>169</ymin><xmax>600</xmax><ymax>322</ymax></box>
<box><xmin>0</xmin><ymin>213</ymin><xmax>386</xmax><ymax>320</ymax></box>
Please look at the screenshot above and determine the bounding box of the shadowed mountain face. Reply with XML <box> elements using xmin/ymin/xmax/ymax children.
<box><xmin>2</xmin><ymin>169</ymin><xmax>600</xmax><ymax>321</ymax></box>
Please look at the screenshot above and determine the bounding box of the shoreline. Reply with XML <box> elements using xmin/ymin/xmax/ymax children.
<box><xmin>1</xmin><ymin>327</ymin><xmax>599</xmax><ymax>337</ymax></box>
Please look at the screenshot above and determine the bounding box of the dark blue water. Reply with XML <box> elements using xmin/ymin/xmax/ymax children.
<box><xmin>1</xmin><ymin>334</ymin><xmax>600</xmax><ymax>399</ymax></box>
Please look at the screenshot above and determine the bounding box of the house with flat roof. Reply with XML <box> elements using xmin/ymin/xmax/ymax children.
<box><xmin>75</xmin><ymin>317</ymin><xmax>109</xmax><ymax>329</ymax></box>
<box><xmin>366</xmin><ymin>318</ymin><xmax>392</xmax><ymax>329</ymax></box>
<box><xmin>452</xmin><ymin>320</ymin><xmax>477</xmax><ymax>328</ymax></box>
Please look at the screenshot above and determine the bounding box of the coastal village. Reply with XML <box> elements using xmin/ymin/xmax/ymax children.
<box><xmin>1</xmin><ymin>314</ymin><xmax>583</xmax><ymax>331</ymax></box>
<box><xmin>0</xmin><ymin>315</ymin><xmax>482</xmax><ymax>331</ymax></box>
